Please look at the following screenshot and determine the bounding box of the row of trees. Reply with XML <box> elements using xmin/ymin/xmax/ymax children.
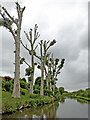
<box><xmin>0</xmin><ymin>3</ymin><xmax>65</xmax><ymax>97</ymax></box>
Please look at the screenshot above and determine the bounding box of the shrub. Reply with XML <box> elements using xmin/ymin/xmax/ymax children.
<box><xmin>30</xmin><ymin>94</ymin><xmax>40</xmax><ymax>99</ymax></box>
<box><xmin>5</xmin><ymin>81</ymin><xmax>11</xmax><ymax>91</ymax></box>
<box><xmin>2</xmin><ymin>88</ymin><xmax>6</xmax><ymax>91</ymax></box>
<box><xmin>44</xmin><ymin>89</ymin><xmax>53</xmax><ymax>96</ymax></box>
<box><xmin>29</xmin><ymin>99</ymin><xmax>37</xmax><ymax>107</ymax></box>
<box><xmin>34</xmin><ymin>89</ymin><xmax>40</xmax><ymax>94</ymax></box>
<box><xmin>4</xmin><ymin>76</ymin><xmax>12</xmax><ymax>81</ymax></box>
<box><xmin>20</xmin><ymin>88</ymin><xmax>28</xmax><ymax>95</ymax></box>
<box><xmin>54</xmin><ymin>87</ymin><xmax>59</xmax><ymax>95</ymax></box>
<box><xmin>20</xmin><ymin>78</ymin><xmax>26</xmax><ymax>82</ymax></box>
<box><xmin>59</xmin><ymin>87</ymin><xmax>64</xmax><ymax>95</ymax></box>
<box><xmin>2</xmin><ymin>80</ymin><xmax>5</xmax><ymax>88</ymax></box>
<box><xmin>34</xmin><ymin>85</ymin><xmax>40</xmax><ymax>90</ymax></box>
<box><xmin>20</xmin><ymin>81</ymin><xmax>27</xmax><ymax>89</ymax></box>
<box><xmin>54</xmin><ymin>92</ymin><xmax>61</xmax><ymax>100</ymax></box>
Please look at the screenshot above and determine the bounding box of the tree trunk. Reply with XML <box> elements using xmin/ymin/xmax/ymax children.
<box><xmin>46</xmin><ymin>76</ymin><xmax>49</xmax><ymax>89</ymax></box>
<box><xmin>30</xmin><ymin>46</ymin><xmax>34</xmax><ymax>94</ymax></box>
<box><xmin>30</xmin><ymin>56</ymin><xmax>34</xmax><ymax>94</ymax></box>
<box><xmin>40</xmin><ymin>62</ymin><xmax>44</xmax><ymax>96</ymax></box>
<box><xmin>40</xmin><ymin>41</ymin><xmax>44</xmax><ymax>96</ymax></box>
<box><xmin>12</xmin><ymin>36</ymin><xmax>20</xmax><ymax>98</ymax></box>
<box><xmin>50</xmin><ymin>82</ymin><xmax>52</xmax><ymax>91</ymax></box>
<box><xmin>30</xmin><ymin>80</ymin><xmax>33</xmax><ymax>94</ymax></box>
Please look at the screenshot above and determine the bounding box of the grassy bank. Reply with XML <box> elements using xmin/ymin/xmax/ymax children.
<box><xmin>1</xmin><ymin>76</ymin><xmax>63</xmax><ymax>114</ymax></box>
<box><xmin>70</xmin><ymin>95</ymin><xmax>90</xmax><ymax>101</ymax></box>
<box><xmin>63</xmin><ymin>89</ymin><xmax>90</xmax><ymax>103</ymax></box>
<box><xmin>2</xmin><ymin>91</ymin><xmax>55</xmax><ymax>114</ymax></box>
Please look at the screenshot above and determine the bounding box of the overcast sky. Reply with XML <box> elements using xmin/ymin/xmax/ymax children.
<box><xmin>0</xmin><ymin>0</ymin><xmax>89</xmax><ymax>91</ymax></box>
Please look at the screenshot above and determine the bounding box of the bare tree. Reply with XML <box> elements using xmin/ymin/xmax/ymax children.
<box><xmin>0</xmin><ymin>2</ymin><xmax>25</xmax><ymax>98</ymax></box>
<box><xmin>20</xmin><ymin>24</ymin><xmax>40</xmax><ymax>94</ymax></box>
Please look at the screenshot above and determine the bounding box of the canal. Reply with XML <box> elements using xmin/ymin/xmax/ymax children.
<box><xmin>2</xmin><ymin>98</ymin><xmax>89</xmax><ymax>119</ymax></box>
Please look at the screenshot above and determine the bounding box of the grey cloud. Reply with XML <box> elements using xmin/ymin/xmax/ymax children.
<box><xmin>0</xmin><ymin>1</ymin><xmax>88</xmax><ymax>92</ymax></box>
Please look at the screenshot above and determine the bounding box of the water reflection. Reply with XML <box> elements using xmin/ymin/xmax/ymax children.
<box><xmin>2</xmin><ymin>97</ymin><xmax>88</xmax><ymax>119</ymax></box>
<box><xmin>2</xmin><ymin>101</ymin><xmax>60</xmax><ymax>119</ymax></box>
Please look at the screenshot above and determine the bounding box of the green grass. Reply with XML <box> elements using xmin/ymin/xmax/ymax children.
<box><xmin>63</xmin><ymin>92</ymin><xmax>90</xmax><ymax>102</ymax></box>
<box><xmin>71</xmin><ymin>95</ymin><xmax>90</xmax><ymax>101</ymax></box>
<box><xmin>2</xmin><ymin>91</ymin><xmax>55</xmax><ymax>114</ymax></box>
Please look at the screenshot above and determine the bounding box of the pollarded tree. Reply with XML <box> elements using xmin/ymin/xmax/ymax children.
<box><xmin>51</xmin><ymin>57</ymin><xmax>65</xmax><ymax>91</ymax></box>
<box><xmin>0</xmin><ymin>2</ymin><xmax>25</xmax><ymax>98</ymax></box>
<box><xmin>44</xmin><ymin>52</ymin><xmax>65</xmax><ymax>92</ymax></box>
<box><xmin>37</xmin><ymin>40</ymin><xmax>56</xmax><ymax>95</ymax></box>
<box><xmin>20</xmin><ymin>24</ymin><xmax>40</xmax><ymax>94</ymax></box>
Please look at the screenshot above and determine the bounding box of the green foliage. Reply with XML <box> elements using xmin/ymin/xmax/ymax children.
<box><xmin>0</xmin><ymin>18</ymin><xmax>13</xmax><ymax>28</ymax></box>
<box><xmin>55</xmin><ymin>58</ymin><xmax>59</xmax><ymax>65</ymax></box>
<box><xmin>28</xmin><ymin>77</ymin><xmax>32</xmax><ymax>82</ymax></box>
<box><xmin>34</xmin><ymin>63</ymin><xmax>37</xmax><ymax>65</ymax></box>
<box><xmin>51</xmin><ymin>80</ymin><xmax>54</xmax><ymax>85</ymax></box>
<box><xmin>54</xmin><ymin>92</ymin><xmax>61</xmax><ymax>100</ymax></box>
<box><xmin>54</xmin><ymin>87</ymin><xmax>59</xmax><ymax>95</ymax></box>
<box><xmin>34</xmin><ymin>85</ymin><xmax>40</xmax><ymax>90</ymax></box>
<box><xmin>44</xmin><ymin>89</ymin><xmax>53</xmax><ymax>96</ymax></box>
<box><xmin>4</xmin><ymin>81</ymin><xmax>11</xmax><ymax>91</ymax></box>
<box><xmin>45</xmin><ymin>60</ymin><xmax>48</xmax><ymax>66</ymax></box>
<box><xmin>59</xmin><ymin>87</ymin><xmax>64</xmax><ymax>95</ymax></box>
<box><xmin>49</xmin><ymin>39</ymin><xmax>56</xmax><ymax>47</ymax></box>
<box><xmin>30</xmin><ymin>94</ymin><xmax>40</xmax><ymax>99</ymax></box>
<box><xmin>2</xmin><ymin>80</ymin><xmax>5</xmax><ymax>88</ymax></box>
<box><xmin>20</xmin><ymin>88</ymin><xmax>28</xmax><ymax>95</ymax></box>
<box><xmin>25</xmin><ymin>67</ymin><xmax>34</xmax><ymax>76</ymax></box>
<box><xmin>20</xmin><ymin>78</ymin><xmax>26</xmax><ymax>82</ymax></box>
<box><xmin>37</xmin><ymin>65</ymin><xmax>41</xmax><ymax>69</ymax></box>
<box><xmin>20</xmin><ymin>58</ymin><xmax>25</xmax><ymax>64</ymax></box>
<box><xmin>35</xmin><ymin>77</ymin><xmax>41</xmax><ymax>86</ymax></box>
<box><xmin>34</xmin><ymin>89</ymin><xmax>40</xmax><ymax>94</ymax></box>
<box><xmin>20</xmin><ymin>81</ymin><xmax>27</xmax><ymax>89</ymax></box>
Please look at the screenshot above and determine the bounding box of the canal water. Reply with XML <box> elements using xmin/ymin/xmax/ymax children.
<box><xmin>2</xmin><ymin>98</ymin><xmax>89</xmax><ymax>119</ymax></box>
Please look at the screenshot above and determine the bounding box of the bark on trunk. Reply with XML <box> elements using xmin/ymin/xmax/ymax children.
<box><xmin>12</xmin><ymin>36</ymin><xmax>20</xmax><ymax>98</ymax></box>
<box><xmin>30</xmin><ymin>45</ymin><xmax>34</xmax><ymax>94</ymax></box>
<box><xmin>30</xmin><ymin>80</ymin><xmax>33</xmax><ymax>94</ymax></box>
<box><xmin>46</xmin><ymin>76</ymin><xmax>49</xmax><ymax>89</ymax></box>
<box><xmin>40</xmin><ymin>41</ymin><xmax>44</xmax><ymax>96</ymax></box>
<box><xmin>30</xmin><ymin>54</ymin><xmax>34</xmax><ymax>94</ymax></box>
<box><xmin>50</xmin><ymin>82</ymin><xmax>52</xmax><ymax>91</ymax></box>
<box><xmin>40</xmin><ymin>63</ymin><xmax>44</xmax><ymax>95</ymax></box>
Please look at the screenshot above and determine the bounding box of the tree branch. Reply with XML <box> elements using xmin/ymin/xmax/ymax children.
<box><xmin>34</xmin><ymin>45</ymin><xmax>38</xmax><ymax>51</ymax></box>
<box><xmin>24</xmin><ymin>31</ymin><xmax>30</xmax><ymax>42</ymax></box>
<box><xmin>34</xmin><ymin>54</ymin><xmax>40</xmax><ymax>60</ymax></box>
<box><xmin>33</xmin><ymin>24</ymin><xmax>40</xmax><ymax>45</ymax></box>
<box><xmin>29</xmin><ymin>29</ymin><xmax>32</xmax><ymax>44</ymax></box>
<box><xmin>20</xmin><ymin>40</ymin><xmax>30</xmax><ymax>52</ymax></box>
<box><xmin>2</xmin><ymin>7</ymin><xmax>17</xmax><ymax>25</ymax></box>
<box><xmin>24</xmin><ymin>60</ymin><xmax>30</xmax><ymax>67</ymax></box>
<box><xmin>0</xmin><ymin>12</ymin><xmax>16</xmax><ymax>40</ymax></box>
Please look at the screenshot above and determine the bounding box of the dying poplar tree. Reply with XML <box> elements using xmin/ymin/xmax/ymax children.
<box><xmin>20</xmin><ymin>24</ymin><xmax>40</xmax><ymax>94</ymax></box>
<box><xmin>0</xmin><ymin>2</ymin><xmax>25</xmax><ymax>98</ymax></box>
